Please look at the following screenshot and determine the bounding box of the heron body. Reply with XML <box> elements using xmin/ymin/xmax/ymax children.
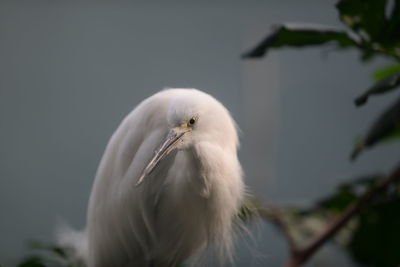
<box><xmin>84</xmin><ymin>88</ymin><xmax>245</xmax><ymax>266</ymax></box>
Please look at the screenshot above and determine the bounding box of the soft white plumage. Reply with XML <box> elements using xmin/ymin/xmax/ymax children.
<box><xmin>60</xmin><ymin>88</ymin><xmax>245</xmax><ymax>267</ymax></box>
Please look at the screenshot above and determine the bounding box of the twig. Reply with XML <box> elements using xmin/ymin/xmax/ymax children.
<box><xmin>258</xmin><ymin>207</ymin><xmax>298</xmax><ymax>254</ymax></box>
<box><xmin>285</xmin><ymin>163</ymin><xmax>400</xmax><ymax>267</ymax></box>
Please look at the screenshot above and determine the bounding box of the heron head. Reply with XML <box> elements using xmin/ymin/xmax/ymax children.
<box><xmin>135</xmin><ymin>89</ymin><xmax>238</xmax><ymax>186</ymax></box>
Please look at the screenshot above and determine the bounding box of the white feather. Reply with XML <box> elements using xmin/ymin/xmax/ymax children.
<box><xmin>62</xmin><ymin>88</ymin><xmax>245</xmax><ymax>267</ymax></box>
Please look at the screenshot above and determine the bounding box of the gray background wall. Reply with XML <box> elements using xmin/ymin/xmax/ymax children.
<box><xmin>1</xmin><ymin>1</ymin><xmax>399</xmax><ymax>266</ymax></box>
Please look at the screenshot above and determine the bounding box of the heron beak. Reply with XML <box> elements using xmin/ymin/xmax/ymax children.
<box><xmin>135</xmin><ymin>126</ymin><xmax>189</xmax><ymax>186</ymax></box>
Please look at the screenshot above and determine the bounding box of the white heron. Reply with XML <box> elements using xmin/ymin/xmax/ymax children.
<box><xmin>59</xmin><ymin>88</ymin><xmax>246</xmax><ymax>267</ymax></box>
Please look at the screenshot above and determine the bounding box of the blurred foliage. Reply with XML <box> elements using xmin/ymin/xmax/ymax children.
<box><xmin>245</xmin><ymin>174</ymin><xmax>400</xmax><ymax>267</ymax></box>
<box><xmin>18</xmin><ymin>256</ymin><xmax>46</xmax><ymax>267</ymax></box>
<box><xmin>17</xmin><ymin>241</ymin><xmax>84</xmax><ymax>267</ymax></box>
<box><xmin>16</xmin><ymin>241</ymin><xmax>184</xmax><ymax>267</ymax></box>
<box><xmin>352</xmin><ymin>96</ymin><xmax>400</xmax><ymax>160</ymax></box>
<box><xmin>354</xmin><ymin>73</ymin><xmax>400</xmax><ymax>106</ymax></box>
<box><xmin>348</xmin><ymin>194</ymin><xmax>400</xmax><ymax>267</ymax></box>
<box><xmin>373</xmin><ymin>63</ymin><xmax>400</xmax><ymax>81</ymax></box>
<box><xmin>336</xmin><ymin>0</ymin><xmax>400</xmax><ymax>61</ymax></box>
<box><xmin>244</xmin><ymin>0</ymin><xmax>400</xmax><ymax>266</ymax></box>
<box><xmin>304</xmin><ymin>175</ymin><xmax>400</xmax><ymax>267</ymax></box>
<box><xmin>241</xmin><ymin>23</ymin><xmax>358</xmax><ymax>58</ymax></box>
<box><xmin>244</xmin><ymin>0</ymin><xmax>400</xmax><ymax>159</ymax></box>
<box><xmin>244</xmin><ymin>0</ymin><xmax>400</xmax><ymax>160</ymax></box>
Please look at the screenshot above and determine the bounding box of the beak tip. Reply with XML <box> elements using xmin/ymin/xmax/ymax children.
<box><xmin>135</xmin><ymin>174</ymin><xmax>146</xmax><ymax>187</ymax></box>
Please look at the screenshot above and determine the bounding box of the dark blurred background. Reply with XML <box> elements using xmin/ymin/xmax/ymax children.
<box><xmin>1</xmin><ymin>1</ymin><xmax>399</xmax><ymax>266</ymax></box>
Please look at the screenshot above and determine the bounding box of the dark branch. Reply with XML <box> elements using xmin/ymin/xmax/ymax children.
<box><xmin>257</xmin><ymin>207</ymin><xmax>299</xmax><ymax>254</ymax></box>
<box><xmin>285</xmin><ymin>163</ymin><xmax>400</xmax><ymax>267</ymax></box>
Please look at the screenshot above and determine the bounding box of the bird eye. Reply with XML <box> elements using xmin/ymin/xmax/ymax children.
<box><xmin>189</xmin><ymin>118</ymin><xmax>196</xmax><ymax>125</ymax></box>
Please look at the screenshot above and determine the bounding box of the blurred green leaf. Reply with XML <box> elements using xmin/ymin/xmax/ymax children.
<box><xmin>382</xmin><ymin>125</ymin><xmax>400</xmax><ymax>142</ymax></box>
<box><xmin>243</xmin><ymin>1</ymin><xmax>400</xmax><ymax>61</ymax></box>
<box><xmin>237</xmin><ymin>198</ymin><xmax>258</xmax><ymax>223</ymax></box>
<box><xmin>307</xmin><ymin>170</ymin><xmax>400</xmax><ymax>267</ymax></box>
<box><xmin>386</xmin><ymin>0</ymin><xmax>400</xmax><ymax>44</ymax></box>
<box><xmin>242</xmin><ymin>1</ymin><xmax>400</xmax><ymax>266</ymax></box>
<box><xmin>318</xmin><ymin>185</ymin><xmax>359</xmax><ymax>212</ymax></box>
<box><xmin>19</xmin><ymin>239</ymin><xmax>185</xmax><ymax>267</ymax></box>
<box><xmin>336</xmin><ymin>0</ymin><xmax>387</xmax><ymax>41</ymax></box>
<box><xmin>354</xmin><ymin>72</ymin><xmax>400</xmax><ymax>106</ymax></box>
<box><xmin>351</xmin><ymin>95</ymin><xmax>400</xmax><ymax>160</ymax></box>
<box><xmin>347</xmin><ymin>194</ymin><xmax>400</xmax><ymax>267</ymax></box>
<box><xmin>242</xmin><ymin>23</ymin><xmax>358</xmax><ymax>58</ymax></box>
<box><xmin>18</xmin><ymin>240</ymin><xmax>85</xmax><ymax>267</ymax></box>
<box><xmin>336</xmin><ymin>0</ymin><xmax>400</xmax><ymax>46</ymax></box>
<box><xmin>374</xmin><ymin>63</ymin><xmax>400</xmax><ymax>81</ymax></box>
<box><xmin>18</xmin><ymin>256</ymin><xmax>47</xmax><ymax>267</ymax></box>
<box><xmin>336</xmin><ymin>0</ymin><xmax>400</xmax><ymax>61</ymax></box>
<box><xmin>316</xmin><ymin>175</ymin><xmax>381</xmax><ymax>213</ymax></box>
<box><xmin>237</xmin><ymin>195</ymin><xmax>275</xmax><ymax>224</ymax></box>
<box><xmin>28</xmin><ymin>240</ymin><xmax>68</xmax><ymax>259</ymax></box>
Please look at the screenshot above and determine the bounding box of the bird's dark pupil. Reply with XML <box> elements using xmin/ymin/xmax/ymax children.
<box><xmin>189</xmin><ymin>118</ymin><xmax>195</xmax><ymax>125</ymax></box>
